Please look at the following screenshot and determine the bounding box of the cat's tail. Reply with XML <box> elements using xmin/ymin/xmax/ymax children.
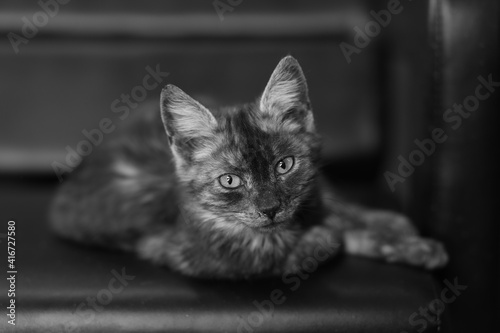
<box><xmin>48</xmin><ymin>159</ymin><xmax>144</xmax><ymax>252</ymax></box>
<box><xmin>49</xmin><ymin>156</ymin><xmax>178</xmax><ymax>252</ymax></box>
<box><xmin>49</xmin><ymin>172</ymin><xmax>136</xmax><ymax>251</ymax></box>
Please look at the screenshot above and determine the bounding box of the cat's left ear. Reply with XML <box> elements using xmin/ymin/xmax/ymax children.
<box><xmin>259</xmin><ymin>56</ymin><xmax>315</xmax><ymax>132</ymax></box>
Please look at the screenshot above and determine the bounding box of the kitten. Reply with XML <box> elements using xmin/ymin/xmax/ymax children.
<box><xmin>50</xmin><ymin>56</ymin><xmax>448</xmax><ymax>279</ymax></box>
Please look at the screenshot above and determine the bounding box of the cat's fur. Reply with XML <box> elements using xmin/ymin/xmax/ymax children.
<box><xmin>50</xmin><ymin>56</ymin><xmax>448</xmax><ymax>279</ymax></box>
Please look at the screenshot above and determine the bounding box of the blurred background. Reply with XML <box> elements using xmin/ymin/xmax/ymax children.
<box><xmin>0</xmin><ymin>0</ymin><xmax>498</xmax><ymax>332</ymax></box>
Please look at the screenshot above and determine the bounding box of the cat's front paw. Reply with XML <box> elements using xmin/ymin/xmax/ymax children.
<box><xmin>282</xmin><ymin>225</ymin><xmax>341</xmax><ymax>274</ymax></box>
<box><xmin>381</xmin><ymin>236</ymin><xmax>448</xmax><ymax>269</ymax></box>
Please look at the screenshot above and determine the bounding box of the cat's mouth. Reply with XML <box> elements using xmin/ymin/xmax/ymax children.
<box><xmin>249</xmin><ymin>216</ymin><xmax>290</xmax><ymax>233</ymax></box>
<box><xmin>254</xmin><ymin>221</ymin><xmax>286</xmax><ymax>233</ymax></box>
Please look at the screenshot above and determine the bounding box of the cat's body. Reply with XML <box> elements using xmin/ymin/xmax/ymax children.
<box><xmin>50</xmin><ymin>56</ymin><xmax>448</xmax><ymax>279</ymax></box>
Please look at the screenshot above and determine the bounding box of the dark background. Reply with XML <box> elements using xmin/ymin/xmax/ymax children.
<box><xmin>0</xmin><ymin>1</ymin><xmax>498</xmax><ymax>332</ymax></box>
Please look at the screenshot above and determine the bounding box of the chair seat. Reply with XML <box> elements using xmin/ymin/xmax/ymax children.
<box><xmin>1</xmin><ymin>181</ymin><xmax>445</xmax><ymax>332</ymax></box>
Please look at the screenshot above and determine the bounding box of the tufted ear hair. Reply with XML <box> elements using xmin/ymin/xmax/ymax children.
<box><xmin>259</xmin><ymin>56</ymin><xmax>315</xmax><ymax>132</ymax></box>
<box><xmin>160</xmin><ymin>84</ymin><xmax>217</xmax><ymax>163</ymax></box>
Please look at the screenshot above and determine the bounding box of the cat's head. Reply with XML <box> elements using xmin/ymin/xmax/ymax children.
<box><xmin>160</xmin><ymin>56</ymin><xmax>321</xmax><ymax>234</ymax></box>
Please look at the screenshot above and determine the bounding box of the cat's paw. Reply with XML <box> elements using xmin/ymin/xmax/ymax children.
<box><xmin>136</xmin><ymin>231</ymin><xmax>185</xmax><ymax>267</ymax></box>
<box><xmin>282</xmin><ymin>225</ymin><xmax>341</xmax><ymax>274</ymax></box>
<box><xmin>381</xmin><ymin>236</ymin><xmax>448</xmax><ymax>269</ymax></box>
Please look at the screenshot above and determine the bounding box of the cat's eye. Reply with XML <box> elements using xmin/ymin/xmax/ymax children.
<box><xmin>276</xmin><ymin>156</ymin><xmax>295</xmax><ymax>175</ymax></box>
<box><xmin>219</xmin><ymin>174</ymin><xmax>242</xmax><ymax>189</ymax></box>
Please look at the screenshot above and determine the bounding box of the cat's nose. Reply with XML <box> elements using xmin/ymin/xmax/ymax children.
<box><xmin>256</xmin><ymin>189</ymin><xmax>281</xmax><ymax>220</ymax></box>
<box><xmin>259</xmin><ymin>201</ymin><xmax>280</xmax><ymax>220</ymax></box>
<box><xmin>261</xmin><ymin>206</ymin><xmax>279</xmax><ymax>219</ymax></box>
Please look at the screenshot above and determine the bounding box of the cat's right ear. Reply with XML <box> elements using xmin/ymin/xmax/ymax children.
<box><xmin>160</xmin><ymin>85</ymin><xmax>217</xmax><ymax>158</ymax></box>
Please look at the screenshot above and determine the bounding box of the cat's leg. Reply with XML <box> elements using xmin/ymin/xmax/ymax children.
<box><xmin>136</xmin><ymin>226</ymin><xmax>237</xmax><ymax>278</ymax></box>
<box><xmin>135</xmin><ymin>227</ymin><xmax>199</xmax><ymax>276</ymax></box>
<box><xmin>281</xmin><ymin>224</ymin><xmax>343</xmax><ymax>275</ymax></box>
<box><xmin>341</xmin><ymin>210</ymin><xmax>449</xmax><ymax>269</ymax></box>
